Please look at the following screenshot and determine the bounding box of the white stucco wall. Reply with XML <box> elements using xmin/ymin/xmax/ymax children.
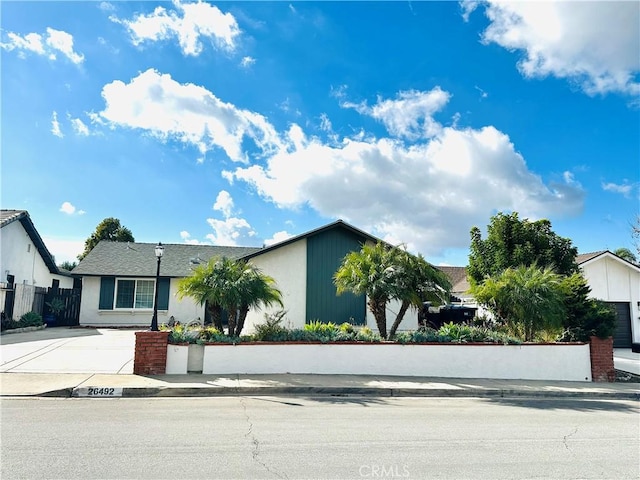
<box><xmin>243</xmin><ymin>239</ymin><xmax>308</xmax><ymax>333</ymax></box>
<box><xmin>366</xmin><ymin>298</ymin><xmax>419</xmax><ymax>334</ymax></box>
<box><xmin>580</xmin><ymin>255</ymin><xmax>640</xmax><ymax>343</ymax></box>
<box><xmin>0</xmin><ymin>220</ymin><xmax>73</xmax><ymax>288</ymax></box>
<box><xmin>79</xmin><ymin>277</ymin><xmax>204</xmax><ymax>327</ymax></box>
<box><xmin>201</xmin><ymin>343</ymin><xmax>593</xmax><ymax>381</ymax></box>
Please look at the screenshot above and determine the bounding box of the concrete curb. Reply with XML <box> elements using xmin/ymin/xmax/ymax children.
<box><xmin>6</xmin><ymin>386</ymin><xmax>637</xmax><ymax>400</ymax></box>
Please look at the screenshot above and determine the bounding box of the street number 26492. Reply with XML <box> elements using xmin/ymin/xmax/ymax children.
<box><xmin>87</xmin><ymin>387</ymin><xmax>115</xmax><ymax>396</ymax></box>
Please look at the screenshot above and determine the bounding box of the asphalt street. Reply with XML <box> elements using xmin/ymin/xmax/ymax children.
<box><xmin>2</xmin><ymin>396</ymin><xmax>638</xmax><ymax>480</ymax></box>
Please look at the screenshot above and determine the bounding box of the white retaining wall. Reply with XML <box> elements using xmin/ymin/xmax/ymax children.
<box><xmin>200</xmin><ymin>343</ymin><xmax>592</xmax><ymax>381</ymax></box>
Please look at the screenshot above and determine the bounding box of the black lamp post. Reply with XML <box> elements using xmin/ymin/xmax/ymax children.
<box><xmin>150</xmin><ymin>242</ymin><xmax>164</xmax><ymax>331</ymax></box>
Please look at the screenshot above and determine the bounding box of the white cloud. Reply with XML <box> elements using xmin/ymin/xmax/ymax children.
<box><xmin>319</xmin><ymin>113</ymin><xmax>332</xmax><ymax>132</ymax></box>
<box><xmin>465</xmin><ymin>0</ymin><xmax>640</xmax><ymax>97</ymax></box>
<box><xmin>111</xmin><ymin>0</ymin><xmax>241</xmax><ymax>56</ymax></box>
<box><xmin>341</xmin><ymin>88</ymin><xmax>451</xmax><ymax>140</ymax></box>
<box><xmin>206</xmin><ymin>217</ymin><xmax>256</xmax><ymax>246</ymax></box>
<box><xmin>99</xmin><ymin>69</ymin><xmax>283</xmax><ymax>162</ymax></box>
<box><xmin>99</xmin><ymin>2</ymin><xmax>115</xmax><ymax>12</ymax></box>
<box><xmin>240</xmin><ymin>56</ymin><xmax>255</xmax><ymax>68</ymax></box>
<box><xmin>51</xmin><ymin>111</ymin><xmax>63</xmax><ymax>138</ymax></box>
<box><xmin>98</xmin><ymin>73</ymin><xmax>584</xmax><ymax>256</ymax></box>
<box><xmin>264</xmin><ymin>230</ymin><xmax>292</xmax><ymax>246</ymax></box>
<box><xmin>602</xmin><ymin>181</ymin><xmax>637</xmax><ymax>198</ymax></box>
<box><xmin>213</xmin><ymin>190</ymin><xmax>235</xmax><ymax>218</ymax></box>
<box><xmin>225</xmin><ymin>90</ymin><xmax>584</xmax><ymax>256</ymax></box>
<box><xmin>59</xmin><ymin>202</ymin><xmax>76</xmax><ymax>215</ymax></box>
<box><xmin>1</xmin><ymin>28</ymin><xmax>84</xmax><ymax>64</ymax></box>
<box><xmin>70</xmin><ymin>117</ymin><xmax>89</xmax><ymax>136</ymax></box>
<box><xmin>180</xmin><ymin>230</ymin><xmax>206</xmax><ymax>245</ymax></box>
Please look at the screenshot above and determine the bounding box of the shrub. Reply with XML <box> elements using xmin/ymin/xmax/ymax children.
<box><xmin>20</xmin><ymin>312</ymin><xmax>43</xmax><ymax>327</ymax></box>
<box><xmin>354</xmin><ymin>326</ymin><xmax>382</xmax><ymax>343</ymax></box>
<box><xmin>559</xmin><ymin>300</ymin><xmax>617</xmax><ymax>342</ymax></box>
<box><xmin>253</xmin><ymin>311</ymin><xmax>289</xmax><ymax>341</ymax></box>
<box><xmin>303</xmin><ymin>321</ymin><xmax>342</xmax><ymax>342</ymax></box>
<box><xmin>1</xmin><ymin>312</ymin><xmax>44</xmax><ymax>331</ymax></box>
<box><xmin>167</xmin><ymin>323</ymin><xmax>201</xmax><ymax>344</ymax></box>
<box><xmin>199</xmin><ymin>326</ymin><xmax>238</xmax><ymax>344</ymax></box>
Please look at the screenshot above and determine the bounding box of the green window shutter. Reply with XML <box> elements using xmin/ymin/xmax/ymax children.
<box><xmin>99</xmin><ymin>277</ymin><xmax>115</xmax><ymax>310</ymax></box>
<box><xmin>157</xmin><ymin>277</ymin><xmax>170</xmax><ymax>311</ymax></box>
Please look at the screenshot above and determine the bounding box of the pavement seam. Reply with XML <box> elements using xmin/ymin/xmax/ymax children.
<box><xmin>0</xmin><ymin>337</ymin><xmax>75</xmax><ymax>371</ymax></box>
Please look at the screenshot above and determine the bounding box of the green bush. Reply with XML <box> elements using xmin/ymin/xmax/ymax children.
<box><xmin>20</xmin><ymin>312</ymin><xmax>44</xmax><ymax>327</ymax></box>
<box><xmin>199</xmin><ymin>326</ymin><xmax>238</xmax><ymax>344</ymax></box>
<box><xmin>560</xmin><ymin>300</ymin><xmax>617</xmax><ymax>342</ymax></box>
<box><xmin>166</xmin><ymin>323</ymin><xmax>201</xmax><ymax>344</ymax></box>
<box><xmin>253</xmin><ymin>311</ymin><xmax>289</xmax><ymax>341</ymax></box>
<box><xmin>1</xmin><ymin>312</ymin><xmax>44</xmax><ymax>331</ymax></box>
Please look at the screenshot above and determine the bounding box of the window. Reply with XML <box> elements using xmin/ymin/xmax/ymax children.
<box><xmin>99</xmin><ymin>277</ymin><xmax>170</xmax><ymax>311</ymax></box>
<box><xmin>115</xmin><ymin>279</ymin><xmax>155</xmax><ymax>309</ymax></box>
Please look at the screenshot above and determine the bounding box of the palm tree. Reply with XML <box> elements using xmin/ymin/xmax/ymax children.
<box><xmin>178</xmin><ymin>257</ymin><xmax>283</xmax><ymax>336</ymax></box>
<box><xmin>472</xmin><ymin>265</ymin><xmax>565</xmax><ymax>341</ymax></box>
<box><xmin>334</xmin><ymin>242</ymin><xmax>398</xmax><ymax>338</ymax></box>
<box><xmin>235</xmin><ymin>268</ymin><xmax>283</xmax><ymax>336</ymax></box>
<box><xmin>388</xmin><ymin>250</ymin><xmax>451</xmax><ymax>338</ymax></box>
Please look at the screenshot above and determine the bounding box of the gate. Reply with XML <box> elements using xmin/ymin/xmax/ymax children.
<box><xmin>44</xmin><ymin>286</ymin><xmax>82</xmax><ymax>327</ymax></box>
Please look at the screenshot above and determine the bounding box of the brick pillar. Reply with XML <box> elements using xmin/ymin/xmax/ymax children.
<box><xmin>589</xmin><ymin>336</ymin><xmax>615</xmax><ymax>382</ymax></box>
<box><xmin>134</xmin><ymin>331</ymin><xmax>170</xmax><ymax>375</ymax></box>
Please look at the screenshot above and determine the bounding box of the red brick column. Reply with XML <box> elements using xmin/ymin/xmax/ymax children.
<box><xmin>589</xmin><ymin>336</ymin><xmax>615</xmax><ymax>382</ymax></box>
<box><xmin>134</xmin><ymin>331</ymin><xmax>170</xmax><ymax>375</ymax></box>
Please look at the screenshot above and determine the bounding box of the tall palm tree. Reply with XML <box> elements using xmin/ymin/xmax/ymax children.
<box><xmin>235</xmin><ymin>268</ymin><xmax>283</xmax><ymax>336</ymax></box>
<box><xmin>388</xmin><ymin>250</ymin><xmax>451</xmax><ymax>338</ymax></box>
<box><xmin>334</xmin><ymin>242</ymin><xmax>398</xmax><ymax>338</ymax></box>
<box><xmin>178</xmin><ymin>257</ymin><xmax>283</xmax><ymax>336</ymax></box>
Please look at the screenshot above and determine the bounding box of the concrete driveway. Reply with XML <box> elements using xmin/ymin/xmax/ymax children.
<box><xmin>0</xmin><ymin>328</ymin><xmax>139</xmax><ymax>374</ymax></box>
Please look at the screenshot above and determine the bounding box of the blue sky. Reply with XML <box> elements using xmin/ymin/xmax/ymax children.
<box><xmin>2</xmin><ymin>1</ymin><xmax>639</xmax><ymax>266</ymax></box>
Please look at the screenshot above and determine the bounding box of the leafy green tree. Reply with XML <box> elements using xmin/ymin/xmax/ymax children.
<box><xmin>471</xmin><ymin>265</ymin><xmax>565</xmax><ymax>342</ymax></box>
<box><xmin>177</xmin><ymin>257</ymin><xmax>283</xmax><ymax>336</ymax></box>
<box><xmin>78</xmin><ymin>217</ymin><xmax>134</xmax><ymax>260</ymax></box>
<box><xmin>613</xmin><ymin>247</ymin><xmax>637</xmax><ymax>265</ymax></box>
<box><xmin>334</xmin><ymin>243</ymin><xmax>451</xmax><ymax>339</ymax></box>
<box><xmin>58</xmin><ymin>260</ymin><xmax>78</xmax><ymax>271</ymax></box>
<box><xmin>559</xmin><ymin>273</ymin><xmax>617</xmax><ymax>341</ymax></box>
<box><xmin>468</xmin><ymin>212</ymin><xmax>578</xmax><ymax>285</ymax></box>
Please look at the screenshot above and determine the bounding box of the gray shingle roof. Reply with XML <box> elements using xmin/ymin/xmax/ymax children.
<box><xmin>72</xmin><ymin>241</ymin><xmax>263</xmax><ymax>277</ymax></box>
<box><xmin>436</xmin><ymin>266</ymin><xmax>470</xmax><ymax>294</ymax></box>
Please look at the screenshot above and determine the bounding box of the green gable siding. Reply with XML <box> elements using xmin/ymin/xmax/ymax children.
<box><xmin>306</xmin><ymin>228</ymin><xmax>366</xmax><ymax>325</ymax></box>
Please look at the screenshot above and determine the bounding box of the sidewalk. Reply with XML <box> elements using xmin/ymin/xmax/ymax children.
<box><xmin>1</xmin><ymin>328</ymin><xmax>639</xmax><ymax>400</ymax></box>
<box><xmin>1</xmin><ymin>372</ymin><xmax>639</xmax><ymax>399</ymax></box>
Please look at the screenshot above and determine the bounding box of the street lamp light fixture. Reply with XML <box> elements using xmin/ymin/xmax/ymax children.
<box><xmin>150</xmin><ymin>242</ymin><xmax>164</xmax><ymax>331</ymax></box>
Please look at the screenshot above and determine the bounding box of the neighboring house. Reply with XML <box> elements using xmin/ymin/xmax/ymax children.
<box><xmin>0</xmin><ymin>210</ymin><xmax>73</xmax><ymax>288</ymax></box>
<box><xmin>577</xmin><ymin>251</ymin><xmax>639</xmax><ymax>348</ymax></box>
<box><xmin>436</xmin><ymin>251</ymin><xmax>640</xmax><ymax>348</ymax></box>
<box><xmin>72</xmin><ymin>220</ymin><xmax>418</xmax><ymax>332</ymax></box>
<box><xmin>436</xmin><ymin>266</ymin><xmax>472</xmax><ymax>303</ymax></box>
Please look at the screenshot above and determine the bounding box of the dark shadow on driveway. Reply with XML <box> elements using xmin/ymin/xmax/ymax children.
<box><xmin>0</xmin><ymin>327</ymin><xmax>102</xmax><ymax>345</ymax></box>
<box><xmin>481</xmin><ymin>397</ymin><xmax>639</xmax><ymax>413</ymax></box>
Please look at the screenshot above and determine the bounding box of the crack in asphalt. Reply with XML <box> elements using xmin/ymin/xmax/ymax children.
<box><xmin>563</xmin><ymin>427</ymin><xmax>579</xmax><ymax>450</ymax></box>
<box><xmin>240</xmin><ymin>397</ymin><xmax>289</xmax><ymax>480</ymax></box>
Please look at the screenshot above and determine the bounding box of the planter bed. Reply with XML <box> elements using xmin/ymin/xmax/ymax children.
<box><xmin>198</xmin><ymin>342</ymin><xmax>593</xmax><ymax>381</ymax></box>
